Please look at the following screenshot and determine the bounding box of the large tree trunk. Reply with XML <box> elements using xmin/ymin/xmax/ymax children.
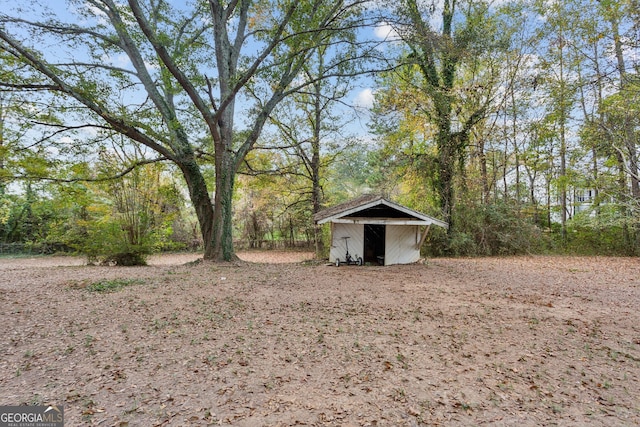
<box><xmin>210</xmin><ymin>146</ymin><xmax>238</xmax><ymax>261</ymax></box>
<box><xmin>178</xmin><ymin>157</ymin><xmax>214</xmax><ymax>257</ymax></box>
<box><xmin>175</xmin><ymin>141</ymin><xmax>236</xmax><ymax>262</ymax></box>
<box><xmin>437</xmin><ymin>128</ymin><xmax>456</xmax><ymax>232</ymax></box>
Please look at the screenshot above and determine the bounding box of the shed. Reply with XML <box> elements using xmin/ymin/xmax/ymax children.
<box><xmin>313</xmin><ymin>195</ymin><xmax>449</xmax><ymax>266</ymax></box>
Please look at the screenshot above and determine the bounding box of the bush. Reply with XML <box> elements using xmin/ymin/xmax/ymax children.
<box><xmin>97</xmin><ymin>252</ymin><xmax>148</xmax><ymax>266</ymax></box>
<box><xmin>424</xmin><ymin>200</ymin><xmax>548</xmax><ymax>257</ymax></box>
<box><xmin>80</xmin><ymin>220</ymin><xmax>151</xmax><ymax>266</ymax></box>
<box><xmin>87</xmin><ymin>278</ymin><xmax>143</xmax><ymax>293</ymax></box>
<box><xmin>560</xmin><ymin>214</ymin><xmax>637</xmax><ymax>256</ymax></box>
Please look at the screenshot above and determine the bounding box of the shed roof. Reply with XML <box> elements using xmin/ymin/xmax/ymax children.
<box><xmin>313</xmin><ymin>195</ymin><xmax>449</xmax><ymax>228</ymax></box>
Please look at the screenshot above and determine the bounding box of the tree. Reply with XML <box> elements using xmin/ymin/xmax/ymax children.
<box><xmin>374</xmin><ymin>0</ymin><xmax>503</xmax><ymax>230</ymax></box>
<box><xmin>76</xmin><ymin>149</ymin><xmax>185</xmax><ymax>264</ymax></box>
<box><xmin>601</xmin><ymin>0</ymin><xmax>640</xmax><ymax>253</ymax></box>
<box><xmin>247</xmin><ymin>41</ymin><xmax>360</xmax><ymax>255</ymax></box>
<box><xmin>533</xmin><ymin>0</ymin><xmax>583</xmax><ymax>242</ymax></box>
<box><xmin>0</xmin><ymin>0</ymin><xmax>372</xmax><ymax>261</ymax></box>
<box><xmin>0</xmin><ymin>63</ymin><xmax>66</xmax><ymax>247</ymax></box>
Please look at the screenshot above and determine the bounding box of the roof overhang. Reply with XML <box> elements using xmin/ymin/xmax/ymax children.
<box><xmin>330</xmin><ymin>218</ymin><xmax>434</xmax><ymax>226</ymax></box>
<box><xmin>314</xmin><ymin>196</ymin><xmax>449</xmax><ymax>229</ymax></box>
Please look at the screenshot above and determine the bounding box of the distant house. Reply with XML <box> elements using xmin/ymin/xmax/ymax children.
<box><xmin>502</xmin><ymin>166</ymin><xmax>607</xmax><ymax>222</ymax></box>
<box><xmin>313</xmin><ymin>195</ymin><xmax>448</xmax><ymax>266</ymax></box>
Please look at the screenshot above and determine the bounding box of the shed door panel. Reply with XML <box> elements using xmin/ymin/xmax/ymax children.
<box><xmin>330</xmin><ymin>223</ymin><xmax>364</xmax><ymax>263</ymax></box>
<box><xmin>385</xmin><ymin>225</ymin><xmax>420</xmax><ymax>265</ymax></box>
<box><xmin>364</xmin><ymin>224</ymin><xmax>386</xmax><ymax>264</ymax></box>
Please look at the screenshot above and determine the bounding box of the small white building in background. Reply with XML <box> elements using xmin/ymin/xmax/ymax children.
<box><xmin>313</xmin><ymin>195</ymin><xmax>448</xmax><ymax>266</ymax></box>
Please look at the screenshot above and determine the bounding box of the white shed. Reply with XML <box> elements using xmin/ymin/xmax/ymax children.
<box><xmin>313</xmin><ymin>195</ymin><xmax>449</xmax><ymax>266</ymax></box>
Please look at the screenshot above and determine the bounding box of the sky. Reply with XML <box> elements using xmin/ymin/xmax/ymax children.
<box><xmin>4</xmin><ymin>0</ymin><xmax>636</xmax><ymax>151</ymax></box>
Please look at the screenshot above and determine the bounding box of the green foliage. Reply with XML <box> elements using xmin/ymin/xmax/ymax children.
<box><xmin>1</xmin><ymin>0</ymin><xmax>638</xmax><ymax>260</ymax></box>
<box><xmin>556</xmin><ymin>208</ymin><xmax>639</xmax><ymax>256</ymax></box>
<box><xmin>6</xmin><ymin>157</ymin><xmax>192</xmax><ymax>264</ymax></box>
<box><xmin>235</xmin><ymin>168</ymin><xmax>316</xmax><ymax>250</ymax></box>
<box><xmin>560</xmin><ymin>223</ymin><xmax>632</xmax><ymax>256</ymax></box>
<box><xmin>317</xmin><ymin>223</ymin><xmax>332</xmax><ymax>260</ymax></box>
<box><xmin>325</xmin><ymin>144</ymin><xmax>374</xmax><ymax>200</ymax></box>
<box><xmin>424</xmin><ymin>200</ymin><xmax>548</xmax><ymax>256</ymax></box>
<box><xmin>425</xmin><ymin>199</ymin><xmax>638</xmax><ymax>257</ymax></box>
<box><xmin>80</xmin><ymin>218</ymin><xmax>149</xmax><ymax>266</ymax></box>
<box><xmin>75</xmin><ymin>164</ymin><xmax>187</xmax><ymax>265</ymax></box>
<box><xmin>0</xmin><ymin>183</ymin><xmax>69</xmax><ymax>251</ymax></box>
<box><xmin>86</xmin><ymin>278</ymin><xmax>144</xmax><ymax>293</ymax></box>
<box><xmin>0</xmin><ymin>196</ymin><xmax>11</xmax><ymax>226</ymax></box>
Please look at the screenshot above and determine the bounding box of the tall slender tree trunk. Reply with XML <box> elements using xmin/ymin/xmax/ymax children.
<box><xmin>592</xmin><ymin>44</ymin><xmax>603</xmax><ymax>216</ymax></box>
<box><xmin>557</xmin><ymin>37</ymin><xmax>568</xmax><ymax>243</ymax></box>
<box><xmin>311</xmin><ymin>77</ymin><xmax>324</xmax><ymax>258</ymax></box>
<box><xmin>560</xmin><ymin>114</ymin><xmax>567</xmax><ymax>242</ymax></box>
<box><xmin>611</xmin><ymin>13</ymin><xmax>640</xmax><ymax>198</ymax></box>
<box><xmin>478</xmin><ymin>139</ymin><xmax>490</xmax><ymax>204</ymax></box>
<box><xmin>511</xmin><ymin>87</ymin><xmax>521</xmax><ymax>206</ymax></box>
<box><xmin>546</xmin><ymin>173</ymin><xmax>552</xmax><ymax>229</ymax></box>
<box><xmin>577</xmin><ymin>49</ymin><xmax>601</xmax><ymax>218</ymax></box>
<box><xmin>0</xmin><ymin>100</ymin><xmax>5</xmax><ymax>197</ymax></box>
<box><xmin>312</xmin><ymin>137</ymin><xmax>324</xmax><ymax>257</ymax></box>
<box><xmin>528</xmin><ymin>174</ymin><xmax>539</xmax><ymax>225</ymax></box>
<box><xmin>609</xmin><ymin>9</ymin><xmax>640</xmax><ymax>253</ymax></box>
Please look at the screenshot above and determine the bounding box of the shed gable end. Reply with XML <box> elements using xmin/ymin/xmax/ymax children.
<box><xmin>314</xmin><ymin>196</ymin><xmax>448</xmax><ymax>229</ymax></box>
<box><xmin>344</xmin><ymin>205</ymin><xmax>416</xmax><ymax>219</ymax></box>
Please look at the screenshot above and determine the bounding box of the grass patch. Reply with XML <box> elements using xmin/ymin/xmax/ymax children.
<box><xmin>78</xmin><ymin>278</ymin><xmax>144</xmax><ymax>293</ymax></box>
<box><xmin>88</xmin><ymin>278</ymin><xmax>143</xmax><ymax>293</ymax></box>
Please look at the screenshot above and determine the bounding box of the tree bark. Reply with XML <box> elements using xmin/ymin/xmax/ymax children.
<box><xmin>402</xmin><ymin>0</ymin><xmax>489</xmax><ymax>234</ymax></box>
<box><xmin>211</xmin><ymin>152</ymin><xmax>237</xmax><ymax>260</ymax></box>
<box><xmin>609</xmin><ymin>7</ymin><xmax>640</xmax><ymax>253</ymax></box>
<box><xmin>177</xmin><ymin>157</ymin><xmax>214</xmax><ymax>257</ymax></box>
<box><xmin>311</xmin><ymin>76</ymin><xmax>325</xmax><ymax>258</ymax></box>
<box><xmin>477</xmin><ymin>138</ymin><xmax>490</xmax><ymax>204</ymax></box>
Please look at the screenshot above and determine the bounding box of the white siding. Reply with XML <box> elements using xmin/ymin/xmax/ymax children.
<box><xmin>385</xmin><ymin>225</ymin><xmax>420</xmax><ymax>265</ymax></box>
<box><xmin>330</xmin><ymin>223</ymin><xmax>364</xmax><ymax>264</ymax></box>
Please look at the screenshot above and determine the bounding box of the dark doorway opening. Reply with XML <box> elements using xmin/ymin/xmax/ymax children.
<box><xmin>364</xmin><ymin>224</ymin><xmax>385</xmax><ymax>265</ymax></box>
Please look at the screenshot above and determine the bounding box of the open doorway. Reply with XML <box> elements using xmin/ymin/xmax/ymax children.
<box><xmin>364</xmin><ymin>224</ymin><xmax>385</xmax><ymax>265</ymax></box>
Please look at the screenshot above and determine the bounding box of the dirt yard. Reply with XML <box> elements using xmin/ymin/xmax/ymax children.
<box><xmin>1</xmin><ymin>253</ymin><xmax>639</xmax><ymax>426</ymax></box>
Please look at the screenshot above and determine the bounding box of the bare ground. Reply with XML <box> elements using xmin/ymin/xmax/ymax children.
<box><xmin>1</xmin><ymin>253</ymin><xmax>639</xmax><ymax>426</ymax></box>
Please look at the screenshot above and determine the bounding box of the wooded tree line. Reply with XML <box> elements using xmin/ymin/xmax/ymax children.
<box><xmin>0</xmin><ymin>0</ymin><xmax>638</xmax><ymax>262</ymax></box>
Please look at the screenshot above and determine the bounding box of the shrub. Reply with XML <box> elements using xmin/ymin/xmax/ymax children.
<box><xmin>560</xmin><ymin>209</ymin><xmax>637</xmax><ymax>256</ymax></box>
<box><xmin>424</xmin><ymin>200</ymin><xmax>548</xmax><ymax>257</ymax></box>
<box><xmin>87</xmin><ymin>278</ymin><xmax>143</xmax><ymax>293</ymax></box>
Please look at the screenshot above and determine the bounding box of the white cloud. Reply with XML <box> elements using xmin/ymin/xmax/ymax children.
<box><xmin>374</xmin><ymin>22</ymin><xmax>400</xmax><ymax>41</ymax></box>
<box><xmin>354</xmin><ymin>88</ymin><xmax>375</xmax><ymax>109</ymax></box>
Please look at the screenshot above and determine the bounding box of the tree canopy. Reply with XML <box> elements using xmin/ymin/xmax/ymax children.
<box><xmin>0</xmin><ymin>0</ymin><xmax>377</xmax><ymax>260</ymax></box>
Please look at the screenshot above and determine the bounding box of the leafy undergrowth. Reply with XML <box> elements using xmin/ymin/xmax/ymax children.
<box><xmin>66</xmin><ymin>278</ymin><xmax>144</xmax><ymax>293</ymax></box>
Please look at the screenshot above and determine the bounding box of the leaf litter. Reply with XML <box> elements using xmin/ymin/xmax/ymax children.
<box><xmin>0</xmin><ymin>253</ymin><xmax>639</xmax><ymax>426</ymax></box>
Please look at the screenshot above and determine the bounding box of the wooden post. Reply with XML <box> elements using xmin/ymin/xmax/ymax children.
<box><xmin>417</xmin><ymin>224</ymin><xmax>432</xmax><ymax>249</ymax></box>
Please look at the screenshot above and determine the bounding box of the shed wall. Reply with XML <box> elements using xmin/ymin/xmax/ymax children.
<box><xmin>330</xmin><ymin>223</ymin><xmax>364</xmax><ymax>264</ymax></box>
<box><xmin>384</xmin><ymin>225</ymin><xmax>420</xmax><ymax>265</ymax></box>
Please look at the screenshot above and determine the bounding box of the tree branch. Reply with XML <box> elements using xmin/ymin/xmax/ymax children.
<box><xmin>10</xmin><ymin>157</ymin><xmax>168</xmax><ymax>183</ymax></box>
